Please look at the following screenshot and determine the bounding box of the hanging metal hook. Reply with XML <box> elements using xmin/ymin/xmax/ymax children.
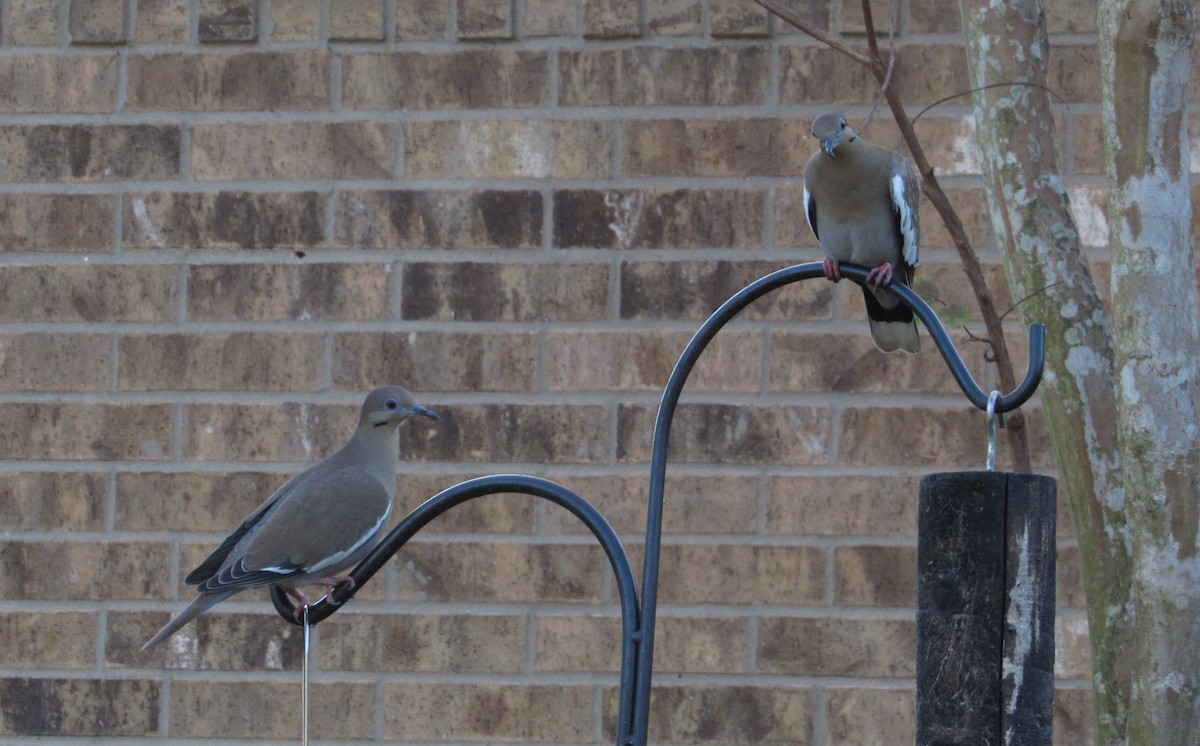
<box><xmin>985</xmin><ymin>391</ymin><xmax>1000</xmax><ymax>471</ymax></box>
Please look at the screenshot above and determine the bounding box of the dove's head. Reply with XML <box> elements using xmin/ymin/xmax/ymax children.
<box><xmin>812</xmin><ymin>112</ymin><xmax>857</xmax><ymax>158</ymax></box>
<box><xmin>361</xmin><ymin>386</ymin><xmax>439</xmax><ymax>430</ymax></box>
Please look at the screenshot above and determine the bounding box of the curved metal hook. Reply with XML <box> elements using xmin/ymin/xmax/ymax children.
<box><xmin>633</xmin><ymin>261</ymin><xmax>1045</xmax><ymax>738</ymax></box>
<box><xmin>268</xmin><ymin>474</ymin><xmax>643</xmax><ymax>745</ymax></box>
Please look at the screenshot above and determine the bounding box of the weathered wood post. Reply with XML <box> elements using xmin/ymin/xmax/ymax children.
<box><xmin>916</xmin><ymin>471</ymin><xmax>1057</xmax><ymax>745</ymax></box>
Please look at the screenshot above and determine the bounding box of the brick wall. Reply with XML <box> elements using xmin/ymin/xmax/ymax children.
<box><xmin>0</xmin><ymin>0</ymin><xmax>1123</xmax><ymax>742</ymax></box>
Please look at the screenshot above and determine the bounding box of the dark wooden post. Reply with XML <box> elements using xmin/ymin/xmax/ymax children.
<box><xmin>916</xmin><ymin>472</ymin><xmax>1056</xmax><ymax>746</ymax></box>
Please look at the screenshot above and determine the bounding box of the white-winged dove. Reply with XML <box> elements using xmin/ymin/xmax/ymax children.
<box><xmin>141</xmin><ymin>386</ymin><xmax>438</xmax><ymax>651</ymax></box>
<box><xmin>803</xmin><ymin>112</ymin><xmax>921</xmax><ymax>353</ymax></box>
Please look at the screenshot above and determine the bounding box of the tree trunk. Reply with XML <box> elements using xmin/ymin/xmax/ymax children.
<box><xmin>1099</xmin><ymin>0</ymin><xmax>1200</xmax><ymax>743</ymax></box>
<box><xmin>958</xmin><ymin>0</ymin><xmax>1135</xmax><ymax>742</ymax></box>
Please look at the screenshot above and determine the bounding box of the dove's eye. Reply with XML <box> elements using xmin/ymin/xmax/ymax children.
<box><xmin>385</xmin><ymin>399</ymin><xmax>399</xmax><ymax>410</ymax></box>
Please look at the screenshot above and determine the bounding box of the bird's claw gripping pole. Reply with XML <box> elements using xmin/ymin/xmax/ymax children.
<box><xmin>270</xmin><ymin>261</ymin><xmax>1045</xmax><ymax>746</ymax></box>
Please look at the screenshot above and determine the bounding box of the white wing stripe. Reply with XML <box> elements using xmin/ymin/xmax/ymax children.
<box><xmin>890</xmin><ymin>172</ymin><xmax>918</xmax><ymax>267</ymax></box>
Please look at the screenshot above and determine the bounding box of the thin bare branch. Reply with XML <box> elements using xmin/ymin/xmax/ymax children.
<box><xmin>752</xmin><ymin>0</ymin><xmax>872</xmax><ymax>66</ymax></box>
<box><xmin>913</xmin><ymin>81</ymin><xmax>1067</xmax><ymax>123</ymax></box>
<box><xmin>861</xmin><ymin>0</ymin><xmax>898</xmax><ymax>133</ymax></box>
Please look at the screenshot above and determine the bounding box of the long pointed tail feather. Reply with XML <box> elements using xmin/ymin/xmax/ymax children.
<box><xmin>140</xmin><ymin>591</ymin><xmax>234</xmax><ymax>652</ymax></box>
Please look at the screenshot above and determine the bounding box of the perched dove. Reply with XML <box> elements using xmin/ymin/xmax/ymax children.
<box><xmin>141</xmin><ymin>386</ymin><xmax>438</xmax><ymax>651</ymax></box>
<box><xmin>803</xmin><ymin>112</ymin><xmax>921</xmax><ymax>353</ymax></box>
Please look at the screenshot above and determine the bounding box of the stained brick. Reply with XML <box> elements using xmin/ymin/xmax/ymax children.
<box><xmin>768</xmin><ymin>330</ymin><xmax>987</xmax><ymax>394</ymax></box>
<box><xmin>0</xmin><ymin>679</ymin><xmax>159</xmax><ymax>737</ymax></box>
<box><xmin>128</xmin><ymin>52</ymin><xmax>331</xmax><ymax>111</ymax></box>
<box><xmin>69</xmin><ymin>0</ymin><xmax>129</xmax><ymax>45</ymax></box>
<box><xmin>0</xmin><ymin>194</ymin><xmax>113</xmax><ymax>252</ymax></box>
<box><xmin>124</xmin><ymin>191</ymin><xmax>324</xmax><ymax>249</ymax></box>
<box><xmin>908</xmin><ymin>0</ymin><xmax>962</xmax><ymax>33</ymax></box>
<box><xmin>9</xmin><ymin>0</ymin><xmax>59</xmax><ymax>44</ymax></box>
<box><xmin>0</xmin><ymin>612</ymin><xmax>96</xmax><ymax>669</ymax></box>
<box><xmin>543</xmin><ymin>473</ymin><xmax>759</xmax><ymax>535</ymax></box>
<box><xmin>107</xmin><ymin>610</ymin><xmax>303</xmax><ymax>671</ymax></box>
<box><xmin>560</xmin><ymin>47</ymin><xmax>768</xmax><ymax>107</ymax></box>
<box><xmin>170</xmin><ymin>681</ymin><xmax>373</xmax><ymax>739</ymax></box>
<box><xmin>780</xmin><ymin>44</ymin><xmax>971</xmax><ymax>105</ymax></box>
<box><xmin>343</xmin><ymin>50</ymin><xmax>548</xmax><ymax>109</ymax></box>
<box><xmin>396</xmin><ymin>542</ymin><xmax>607</xmax><ymax>602</ymax></box>
<box><xmin>115</xmin><ymin>471</ymin><xmax>289</xmax><ymax>531</ymax></box>
<box><xmin>553</xmin><ymin>188</ymin><xmax>764</xmax><ymax>248</ymax></box>
<box><xmin>647</xmin><ymin>0</ymin><xmax>703</xmax><ymax>35</ymax></box>
<box><xmin>547</xmin><ymin>329</ymin><xmax>761</xmax><ymax>393</ymax></box>
<box><xmin>0</xmin><ymin>55</ymin><xmax>118</xmax><ymax>113</ymax></box>
<box><xmin>405</xmin><ymin>119</ymin><xmax>612</xmax><ymax>178</ymax></box>
<box><xmin>657</xmin><ymin>544</ymin><xmax>825</xmax><ymax>604</ymax></box>
<box><xmin>710</xmin><ymin>0</ymin><xmax>770</xmax><ymax>37</ymax></box>
<box><xmin>335</xmin><ymin>190</ymin><xmax>543</xmax><ymax>249</ymax></box>
<box><xmin>332</xmin><ymin>331</ymin><xmax>540</xmax><ymax>392</ymax></box>
<box><xmin>523</xmin><ymin>0</ymin><xmax>576</xmax><ymax>36</ymax></box>
<box><xmin>456</xmin><ymin>0</ymin><xmax>513</xmax><ymax>39</ymax></box>
<box><xmin>1073</xmin><ymin>114</ymin><xmax>1105</xmax><ymax>175</ymax></box>
<box><xmin>384</xmin><ymin>683</ymin><xmax>592</xmax><ymax>741</ymax></box>
<box><xmin>0</xmin><ymin>332</ymin><xmax>111</xmax><ymax>391</ymax></box>
<box><xmin>623</xmin><ymin>118</ymin><xmax>809</xmax><ymax>177</ymax></box>
<box><xmin>1047</xmin><ymin>45</ymin><xmax>1102</xmax><ymax>102</ymax></box>
<box><xmin>758</xmin><ymin>617</ymin><xmax>916</xmax><ymax>676</ymax></box>
<box><xmin>538</xmin><ymin>615</ymin><xmax>748</xmax><ymax>673</ymax></box>
<box><xmin>1046</xmin><ymin>0</ymin><xmax>1099</xmax><ymax>34</ymax></box>
<box><xmin>402</xmin><ymin>262</ymin><xmax>609</xmax><ymax>322</ymax></box>
<box><xmin>136</xmin><ymin>0</ymin><xmax>190</xmax><ymax>42</ymax></box>
<box><xmin>583</xmin><ymin>0</ymin><xmax>641</xmax><ymax>38</ymax></box>
<box><xmin>0</xmin><ymin>541</ymin><xmax>170</xmax><ymax>600</ymax></box>
<box><xmin>0</xmin><ymin>265</ymin><xmax>177</xmax><ymax>322</ymax></box>
<box><xmin>835</xmin><ymin>545</ymin><xmax>918</xmax><ymax>606</ymax></box>
<box><xmin>410</xmin><ymin>404</ymin><xmax>610</xmax><ymax>463</ymax></box>
<box><xmin>329</xmin><ymin>0</ymin><xmax>385</xmax><ymax>41</ymax></box>
<box><xmin>320</xmin><ymin>614</ymin><xmax>526</xmax><ymax>672</ymax></box>
<box><xmin>765</xmin><ymin>475</ymin><xmax>921</xmax><ymax>536</ymax></box>
<box><xmin>119</xmin><ymin>332</ymin><xmax>322</xmax><ymax>390</ymax></box>
<box><xmin>395</xmin><ymin>0</ymin><xmax>448</xmax><ymax>39</ymax></box>
<box><xmin>0</xmin><ymin>472</ymin><xmax>106</xmax><ymax>531</ymax></box>
<box><xmin>607</xmin><ymin>685</ymin><xmax>815</xmax><ymax>743</ymax></box>
<box><xmin>0</xmin><ymin>403</ymin><xmax>172</xmax><ymax>460</ymax></box>
<box><xmin>827</xmin><ymin>688</ymin><xmax>916</xmax><ymax>745</ymax></box>
<box><xmin>619</xmin><ymin>260</ymin><xmax>834</xmax><ymax>321</ymax></box>
<box><xmin>269</xmin><ymin>0</ymin><xmax>320</xmax><ymax>42</ymax></box>
<box><xmin>0</xmin><ymin>125</ymin><xmax>180</xmax><ymax>182</ymax></box>
<box><xmin>199</xmin><ymin>0</ymin><xmax>258</xmax><ymax>42</ymax></box>
<box><xmin>180</xmin><ymin>402</ymin><xmax>357</xmax><ymax>461</ymax></box>
<box><xmin>188</xmin><ymin>263</ymin><xmax>389</xmax><ymax>321</ymax></box>
<box><xmin>191</xmin><ymin>121</ymin><xmax>393</xmax><ymax>180</ymax></box>
<box><xmin>1058</xmin><ymin>545</ymin><xmax>1087</xmax><ymax>609</ymax></box>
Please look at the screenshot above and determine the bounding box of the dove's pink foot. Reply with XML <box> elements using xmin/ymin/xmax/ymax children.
<box><xmin>313</xmin><ymin>575</ymin><xmax>356</xmax><ymax>606</ymax></box>
<box><xmin>865</xmin><ymin>262</ymin><xmax>893</xmax><ymax>290</ymax></box>
<box><xmin>822</xmin><ymin>258</ymin><xmax>841</xmax><ymax>282</ymax></box>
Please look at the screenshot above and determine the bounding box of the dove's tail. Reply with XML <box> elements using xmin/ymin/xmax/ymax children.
<box><xmin>140</xmin><ymin>591</ymin><xmax>235</xmax><ymax>652</ymax></box>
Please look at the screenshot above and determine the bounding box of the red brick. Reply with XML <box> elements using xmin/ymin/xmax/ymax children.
<box><xmin>0</xmin><ymin>265</ymin><xmax>177</xmax><ymax>322</ymax></box>
<box><xmin>523</xmin><ymin>0</ymin><xmax>576</xmax><ymax>36</ymax></box>
<box><xmin>320</xmin><ymin>614</ymin><xmax>526</xmax><ymax>672</ymax></box>
<box><xmin>827</xmin><ymin>687</ymin><xmax>916</xmax><ymax>744</ymax></box>
<box><xmin>0</xmin><ymin>541</ymin><xmax>170</xmax><ymax>600</ymax></box>
<box><xmin>269</xmin><ymin>0</ymin><xmax>320</xmax><ymax>41</ymax></box>
<box><xmin>115</xmin><ymin>471</ymin><xmax>289</xmax><ymax>532</ymax></box>
<box><xmin>0</xmin><ymin>612</ymin><xmax>97</xmax><ymax>668</ymax></box>
<box><xmin>107</xmin><ymin>609</ymin><xmax>303</xmax><ymax>671</ymax></box>
<box><xmin>456</xmin><ymin>0</ymin><xmax>513</xmax><ymax>39</ymax></box>
<box><xmin>657</xmin><ymin>544</ymin><xmax>825</xmax><ymax>604</ymax></box>
<box><xmin>170</xmin><ymin>681</ymin><xmax>373</xmax><ymax>739</ymax></box>
<box><xmin>780</xmin><ymin>44</ymin><xmax>970</xmax><ymax>106</ymax></box>
<box><xmin>607</xmin><ymin>685</ymin><xmax>814</xmax><ymax>743</ymax></box>
<box><xmin>9</xmin><ymin>0</ymin><xmax>59</xmax><ymax>44</ymax></box>
<box><xmin>583</xmin><ymin>0</ymin><xmax>641</xmax><ymax>38</ymax></box>
<box><xmin>136</xmin><ymin>0</ymin><xmax>190</xmax><ymax>42</ymax></box>
<box><xmin>395</xmin><ymin>0</ymin><xmax>448</xmax><ymax>39</ymax></box>
<box><xmin>69</xmin><ymin>0</ymin><xmax>128</xmax><ymax>45</ymax></box>
<box><xmin>835</xmin><ymin>545</ymin><xmax>918</xmax><ymax>606</ymax></box>
<box><xmin>647</xmin><ymin>0</ymin><xmax>702</xmax><ymax>35</ymax></box>
<box><xmin>711</xmin><ymin>0</ymin><xmax>770</xmax><ymax>36</ymax></box>
<box><xmin>765</xmin><ymin>475</ymin><xmax>922</xmax><ymax>537</ymax></box>
<box><xmin>0</xmin><ymin>403</ymin><xmax>172</xmax><ymax>460</ymax></box>
<box><xmin>181</xmin><ymin>402</ymin><xmax>357</xmax><ymax>461</ymax></box>
<box><xmin>328</xmin><ymin>0</ymin><xmax>385</xmax><ymax>41</ymax></box>
<box><xmin>405</xmin><ymin>119</ymin><xmax>612</xmax><ymax>178</ymax></box>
